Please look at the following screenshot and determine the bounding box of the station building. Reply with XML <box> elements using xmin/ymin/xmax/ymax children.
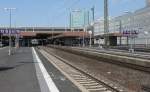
<box><xmin>94</xmin><ymin>0</ymin><xmax>150</xmax><ymax>47</ymax></box>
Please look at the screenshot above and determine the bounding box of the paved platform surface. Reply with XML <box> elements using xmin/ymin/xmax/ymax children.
<box><xmin>70</xmin><ymin>47</ymin><xmax>150</xmax><ymax>67</ymax></box>
<box><xmin>0</xmin><ymin>47</ymin><xmax>41</xmax><ymax>92</ymax></box>
<box><xmin>0</xmin><ymin>47</ymin><xmax>80</xmax><ymax>92</ymax></box>
<box><xmin>72</xmin><ymin>47</ymin><xmax>150</xmax><ymax>59</ymax></box>
<box><xmin>35</xmin><ymin>48</ymin><xmax>80</xmax><ymax>92</ymax></box>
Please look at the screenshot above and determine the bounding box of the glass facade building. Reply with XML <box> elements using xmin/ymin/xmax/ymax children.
<box><xmin>94</xmin><ymin>3</ymin><xmax>150</xmax><ymax>46</ymax></box>
<box><xmin>70</xmin><ymin>10</ymin><xmax>89</xmax><ymax>28</ymax></box>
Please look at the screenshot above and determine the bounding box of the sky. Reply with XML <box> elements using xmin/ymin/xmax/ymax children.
<box><xmin>0</xmin><ymin>0</ymin><xmax>146</xmax><ymax>27</ymax></box>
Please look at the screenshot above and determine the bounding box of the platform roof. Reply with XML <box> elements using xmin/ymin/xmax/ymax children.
<box><xmin>20</xmin><ymin>31</ymin><xmax>63</xmax><ymax>37</ymax></box>
<box><xmin>49</xmin><ymin>31</ymin><xmax>90</xmax><ymax>39</ymax></box>
<box><xmin>94</xmin><ymin>33</ymin><xmax>122</xmax><ymax>38</ymax></box>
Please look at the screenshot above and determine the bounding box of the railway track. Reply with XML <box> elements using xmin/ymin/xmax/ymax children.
<box><xmin>39</xmin><ymin>47</ymin><xmax>126</xmax><ymax>92</ymax></box>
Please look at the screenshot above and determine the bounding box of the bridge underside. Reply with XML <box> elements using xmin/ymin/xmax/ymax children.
<box><xmin>19</xmin><ymin>31</ymin><xmax>89</xmax><ymax>46</ymax></box>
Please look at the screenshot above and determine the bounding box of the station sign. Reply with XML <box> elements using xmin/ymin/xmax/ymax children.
<box><xmin>0</xmin><ymin>29</ymin><xmax>20</xmax><ymax>35</ymax></box>
<box><xmin>122</xmin><ymin>30</ymin><xmax>139</xmax><ymax>37</ymax></box>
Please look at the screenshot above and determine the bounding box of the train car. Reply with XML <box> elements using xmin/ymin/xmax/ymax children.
<box><xmin>31</xmin><ymin>39</ymin><xmax>39</xmax><ymax>46</ymax></box>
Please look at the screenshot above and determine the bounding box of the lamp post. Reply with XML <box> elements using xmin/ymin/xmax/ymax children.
<box><xmin>4</xmin><ymin>8</ymin><xmax>16</xmax><ymax>55</ymax></box>
<box><xmin>89</xmin><ymin>30</ymin><xmax>92</xmax><ymax>47</ymax></box>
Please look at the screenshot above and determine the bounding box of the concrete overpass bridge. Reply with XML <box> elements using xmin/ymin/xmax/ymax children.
<box><xmin>0</xmin><ymin>27</ymin><xmax>90</xmax><ymax>46</ymax></box>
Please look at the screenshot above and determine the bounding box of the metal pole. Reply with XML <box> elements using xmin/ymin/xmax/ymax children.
<box><xmin>90</xmin><ymin>33</ymin><xmax>91</xmax><ymax>47</ymax></box>
<box><xmin>16</xmin><ymin>32</ymin><xmax>19</xmax><ymax>48</ymax></box>
<box><xmin>104</xmin><ymin>0</ymin><xmax>109</xmax><ymax>48</ymax></box>
<box><xmin>15</xmin><ymin>24</ymin><xmax>18</xmax><ymax>48</ymax></box>
<box><xmin>8</xmin><ymin>10</ymin><xmax>12</xmax><ymax>55</ymax></box>
<box><xmin>130</xmin><ymin>14</ymin><xmax>134</xmax><ymax>53</ymax></box>
<box><xmin>91</xmin><ymin>6</ymin><xmax>95</xmax><ymax>45</ymax></box>
<box><xmin>79</xmin><ymin>37</ymin><xmax>80</xmax><ymax>47</ymax></box>
<box><xmin>82</xmin><ymin>10</ymin><xmax>86</xmax><ymax>47</ymax></box>
<box><xmin>91</xmin><ymin>6</ymin><xmax>95</xmax><ymax>22</ymax></box>
<box><xmin>127</xmin><ymin>36</ymin><xmax>129</xmax><ymax>46</ymax></box>
<box><xmin>119</xmin><ymin>20</ymin><xmax>122</xmax><ymax>46</ymax></box>
<box><xmin>4</xmin><ymin>8</ymin><xmax>16</xmax><ymax>55</ymax></box>
<box><xmin>15</xmin><ymin>27</ymin><xmax>16</xmax><ymax>48</ymax></box>
<box><xmin>82</xmin><ymin>28</ymin><xmax>85</xmax><ymax>47</ymax></box>
<box><xmin>0</xmin><ymin>32</ymin><xmax>2</xmax><ymax>44</ymax></box>
<box><xmin>130</xmin><ymin>30</ymin><xmax>133</xmax><ymax>52</ymax></box>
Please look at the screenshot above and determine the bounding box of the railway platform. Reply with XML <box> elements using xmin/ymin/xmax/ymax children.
<box><xmin>52</xmin><ymin>46</ymin><xmax>150</xmax><ymax>68</ymax></box>
<box><xmin>0</xmin><ymin>47</ymin><xmax>80</xmax><ymax>92</ymax></box>
<box><xmin>71</xmin><ymin>47</ymin><xmax>150</xmax><ymax>60</ymax></box>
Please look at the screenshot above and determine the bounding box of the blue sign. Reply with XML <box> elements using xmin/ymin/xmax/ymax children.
<box><xmin>122</xmin><ymin>30</ymin><xmax>139</xmax><ymax>37</ymax></box>
<box><xmin>0</xmin><ymin>29</ymin><xmax>20</xmax><ymax>34</ymax></box>
<box><xmin>123</xmin><ymin>30</ymin><xmax>138</xmax><ymax>35</ymax></box>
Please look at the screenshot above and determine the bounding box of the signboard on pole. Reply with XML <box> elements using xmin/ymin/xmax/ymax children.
<box><xmin>122</xmin><ymin>30</ymin><xmax>139</xmax><ymax>37</ymax></box>
<box><xmin>0</xmin><ymin>29</ymin><xmax>20</xmax><ymax>35</ymax></box>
